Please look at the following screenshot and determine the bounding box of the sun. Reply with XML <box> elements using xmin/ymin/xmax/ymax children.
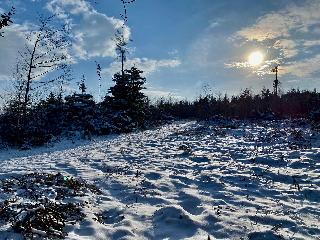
<box><xmin>248</xmin><ymin>51</ymin><xmax>264</xmax><ymax>66</ymax></box>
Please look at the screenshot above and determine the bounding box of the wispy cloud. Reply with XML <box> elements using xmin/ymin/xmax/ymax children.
<box><xmin>225</xmin><ymin>58</ymin><xmax>280</xmax><ymax>76</ymax></box>
<box><xmin>273</xmin><ymin>39</ymin><xmax>298</xmax><ymax>58</ymax></box>
<box><xmin>0</xmin><ymin>24</ymin><xmax>31</xmax><ymax>81</ymax></box>
<box><xmin>143</xmin><ymin>87</ymin><xmax>183</xmax><ymax>100</ymax></box>
<box><xmin>283</xmin><ymin>54</ymin><xmax>320</xmax><ymax>77</ymax></box>
<box><xmin>303</xmin><ymin>40</ymin><xmax>320</xmax><ymax>47</ymax></box>
<box><xmin>208</xmin><ymin>21</ymin><xmax>220</xmax><ymax>29</ymax></box>
<box><xmin>236</xmin><ymin>0</ymin><xmax>320</xmax><ymax>41</ymax></box>
<box><xmin>103</xmin><ymin>58</ymin><xmax>181</xmax><ymax>77</ymax></box>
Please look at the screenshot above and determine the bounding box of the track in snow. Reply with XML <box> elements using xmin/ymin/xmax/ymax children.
<box><xmin>0</xmin><ymin>120</ymin><xmax>319</xmax><ymax>239</ymax></box>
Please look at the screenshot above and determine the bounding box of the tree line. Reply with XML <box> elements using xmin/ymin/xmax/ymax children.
<box><xmin>1</xmin><ymin>81</ymin><xmax>319</xmax><ymax>147</ymax></box>
<box><xmin>151</xmin><ymin>88</ymin><xmax>320</xmax><ymax>122</ymax></box>
<box><xmin>0</xmin><ymin>6</ymin><xmax>319</xmax><ymax>148</ymax></box>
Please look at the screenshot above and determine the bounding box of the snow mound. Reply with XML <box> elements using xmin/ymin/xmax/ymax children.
<box><xmin>153</xmin><ymin>206</ymin><xmax>199</xmax><ymax>239</ymax></box>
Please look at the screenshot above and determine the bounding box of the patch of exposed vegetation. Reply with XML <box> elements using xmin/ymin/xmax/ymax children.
<box><xmin>0</xmin><ymin>172</ymin><xmax>101</xmax><ymax>239</ymax></box>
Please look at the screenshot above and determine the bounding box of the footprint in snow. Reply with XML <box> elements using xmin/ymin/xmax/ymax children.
<box><xmin>145</xmin><ymin>171</ymin><xmax>162</xmax><ymax>180</ymax></box>
<box><xmin>96</xmin><ymin>208</ymin><xmax>125</xmax><ymax>225</ymax></box>
<box><xmin>177</xmin><ymin>191</ymin><xmax>204</xmax><ymax>215</ymax></box>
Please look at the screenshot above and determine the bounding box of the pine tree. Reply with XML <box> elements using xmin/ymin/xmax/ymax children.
<box><xmin>126</xmin><ymin>67</ymin><xmax>148</xmax><ymax>127</ymax></box>
<box><xmin>106</xmin><ymin>66</ymin><xmax>147</xmax><ymax>131</ymax></box>
<box><xmin>79</xmin><ymin>75</ymin><xmax>87</xmax><ymax>95</ymax></box>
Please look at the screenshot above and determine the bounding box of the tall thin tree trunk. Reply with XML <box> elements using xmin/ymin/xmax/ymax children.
<box><xmin>23</xmin><ymin>37</ymin><xmax>40</xmax><ymax>119</ymax></box>
<box><xmin>121</xmin><ymin>50</ymin><xmax>125</xmax><ymax>77</ymax></box>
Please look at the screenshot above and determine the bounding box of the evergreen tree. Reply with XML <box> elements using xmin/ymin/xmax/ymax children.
<box><xmin>79</xmin><ymin>75</ymin><xmax>87</xmax><ymax>95</ymax></box>
<box><xmin>105</xmin><ymin>66</ymin><xmax>147</xmax><ymax>131</ymax></box>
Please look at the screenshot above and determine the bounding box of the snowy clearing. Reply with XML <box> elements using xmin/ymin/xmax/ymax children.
<box><xmin>0</xmin><ymin>120</ymin><xmax>319</xmax><ymax>239</ymax></box>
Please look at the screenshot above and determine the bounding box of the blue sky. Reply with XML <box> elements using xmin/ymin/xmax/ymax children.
<box><xmin>0</xmin><ymin>0</ymin><xmax>320</xmax><ymax>102</ymax></box>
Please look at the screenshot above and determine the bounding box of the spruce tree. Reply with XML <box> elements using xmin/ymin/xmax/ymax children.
<box><xmin>79</xmin><ymin>75</ymin><xmax>87</xmax><ymax>95</ymax></box>
<box><xmin>106</xmin><ymin>66</ymin><xmax>147</xmax><ymax>131</ymax></box>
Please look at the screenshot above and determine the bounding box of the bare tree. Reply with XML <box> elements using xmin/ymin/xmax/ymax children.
<box><xmin>114</xmin><ymin>0</ymin><xmax>136</xmax><ymax>76</ymax></box>
<box><xmin>14</xmin><ymin>15</ymin><xmax>72</xmax><ymax>119</ymax></box>
<box><xmin>0</xmin><ymin>7</ymin><xmax>15</xmax><ymax>37</ymax></box>
<box><xmin>94</xmin><ymin>0</ymin><xmax>135</xmax><ymax>100</ymax></box>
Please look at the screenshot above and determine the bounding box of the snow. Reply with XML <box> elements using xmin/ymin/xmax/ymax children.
<box><xmin>0</xmin><ymin>120</ymin><xmax>319</xmax><ymax>239</ymax></box>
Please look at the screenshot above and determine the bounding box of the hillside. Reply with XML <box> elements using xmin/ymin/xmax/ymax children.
<box><xmin>0</xmin><ymin>120</ymin><xmax>319</xmax><ymax>239</ymax></box>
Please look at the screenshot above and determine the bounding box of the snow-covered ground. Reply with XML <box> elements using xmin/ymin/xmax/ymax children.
<box><xmin>0</xmin><ymin>120</ymin><xmax>319</xmax><ymax>239</ymax></box>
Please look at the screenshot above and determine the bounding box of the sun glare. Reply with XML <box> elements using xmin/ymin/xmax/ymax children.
<box><xmin>248</xmin><ymin>51</ymin><xmax>264</xmax><ymax>66</ymax></box>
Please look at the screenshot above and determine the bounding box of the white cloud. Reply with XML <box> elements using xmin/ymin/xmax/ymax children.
<box><xmin>46</xmin><ymin>0</ymin><xmax>130</xmax><ymax>60</ymax></box>
<box><xmin>103</xmin><ymin>58</ymin><xmax>181</xmax><ymax>77</ymax></box>
<box><xmin>225</xmin><ymin>61</ymin><xmax>250</xmax><ymax>69</ymax></box>
<box><xmin>0</xmin><ymin>24</ymin><xmax>30</xmax><ymax>81</ymax></box>
<box><xmin>225</xmin><ymin>58</ymin><xmax>280</xmax><ymax>76</ymax></box>
<box><xmin>303</xmin><ymin>40</ymin><xmax>320</xmax><ymax>47</ymax></box>
<box><xmin>143</xmin><ymin>87</ymin><xmax>183</xmax><ymax>100</ymax></box>
<box><xmin>283</xmin><ymin>54</ymin><xmax>320</xmax><ymax>77</ymax></box>
<box><xmin>236</xmin><ymin>0</ymin><xmax>320</xmax><ymax>42</ymax></box>
<box><xmin>273</xmin><ymin>39</ymin><xmax>298</xmax><ymax>58</ymax></box>
<box><xmin>0</xmin><ymin>20</ymin><xmax>73</xmax><ymax>84</ymax></box>
<box><xmin>236</xmin><ymin>12</ymin><xmax>295</xmax><ymax>42</ymax></box>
